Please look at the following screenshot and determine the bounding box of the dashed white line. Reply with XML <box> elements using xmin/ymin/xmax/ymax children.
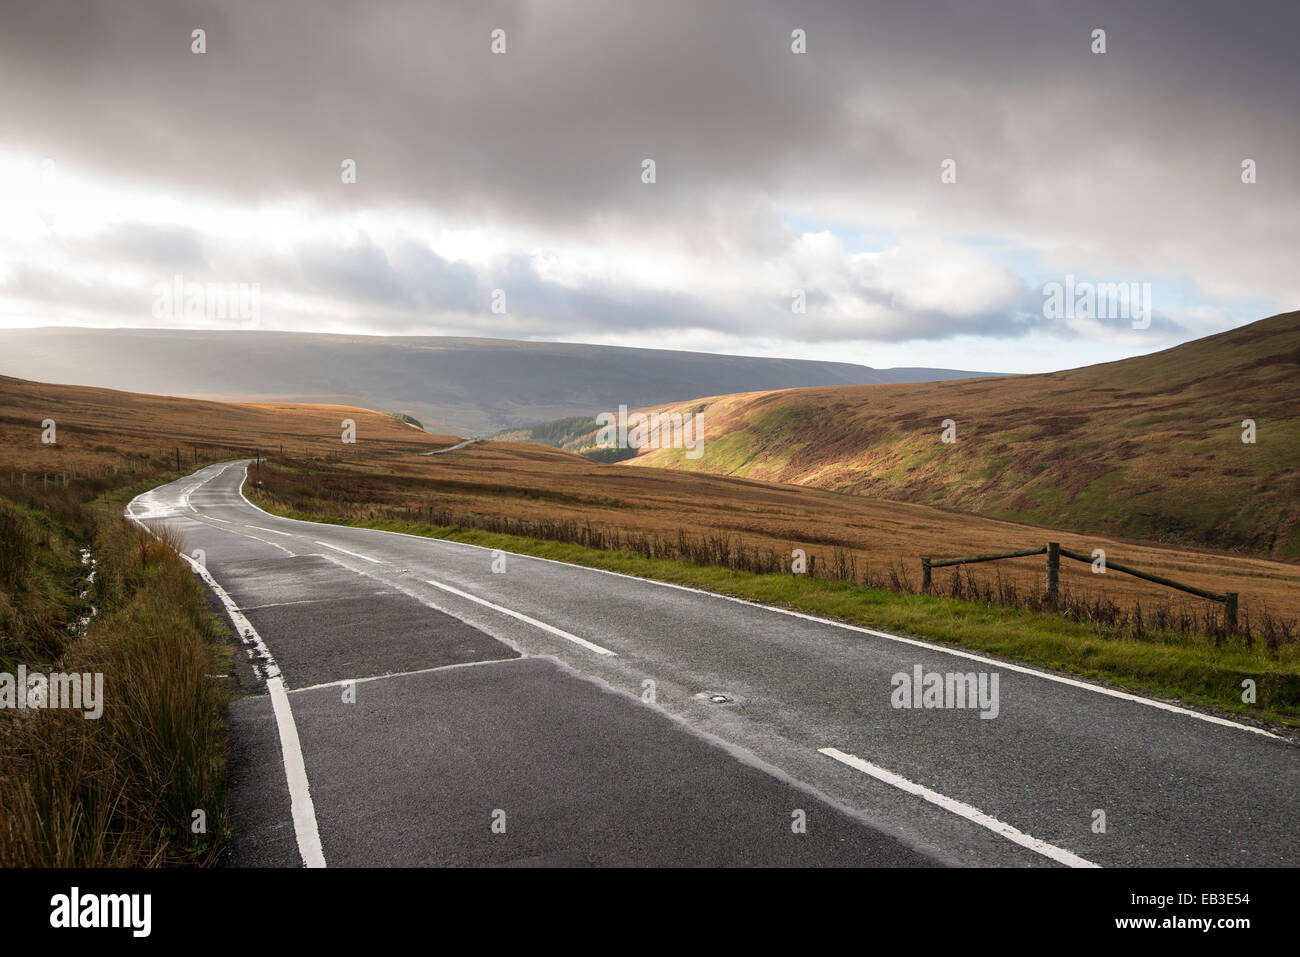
<box><xmin>248</xmin><ymin>524</ymin><xmax>293</xmax><ymax>536</ymax></box>
<box><xmin>819</xmin><ymin>747</ymin><xmax>1099</xmax><ymax>868</ymax></box>
<box><xmin>313</xmin><ymin>540</ymin><xmax>382</xmax><ymax>564</ymax></box>
<box><xmin>422</xmin><ymin>577</ymin><xmax>615</xmax><ymax>656</ymax></box>
<box><xmin>422</xmin><ymin>539</ymin><xmax>1283</xmax><ymax>740</ymax></box>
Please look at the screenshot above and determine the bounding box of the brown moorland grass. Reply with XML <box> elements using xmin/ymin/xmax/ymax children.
<box><xmin>251</xmin><ymin>439</ymin><xmax>1300</xmax><ymax>628</ymax></box>
<box><xmin>0</xmin><ymin>373</ymin><xmax>453</xmax><ymax>475</ymax></box>
<box><xmin>2</xmin><ymin>371</ymin><xmax>1294</xmax><ymax>626</ymax></box>
<box><xmin>621</xmin><ymin>311</ymin><xmax>1300</xmax><ymax>560</ymax></box>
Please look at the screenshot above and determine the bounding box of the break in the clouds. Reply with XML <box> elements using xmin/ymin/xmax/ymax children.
<box><xmin>0</xmin><ymin>0</ymin><xmax>1295</xmax><ymax>372</ymax></box>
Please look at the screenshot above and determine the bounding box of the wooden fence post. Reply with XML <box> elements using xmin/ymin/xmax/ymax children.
<box><xmin>1224</xmin><ymin>592</ymin><xmax>1238</xmax><ymax>633</ymax></box>
<box><xmin>921</xmin><ymin>558</ymin><xmax>932</xmax><ymax>594</ymax></box>
<box><xmin>1045</xmin><ymin>542</ymin><xmax>1060</xmax><ymax>601</ymax></box>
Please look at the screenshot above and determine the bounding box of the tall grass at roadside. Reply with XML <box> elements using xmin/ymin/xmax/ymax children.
<box><xmin>0</xmin><ymin>473</ymin><xmax>231</xmax><ymax>866</ymax></box>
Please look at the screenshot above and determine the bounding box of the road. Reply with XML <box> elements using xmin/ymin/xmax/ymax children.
<box><xmin>421</xmin><ymin>438</ymin><xmax>479</xmax><ymax>456</ymax></box>
<box><xmin>127</xmin><ymin>461</ymin><xmax>1299</xmax><ymax>867</ymax></box>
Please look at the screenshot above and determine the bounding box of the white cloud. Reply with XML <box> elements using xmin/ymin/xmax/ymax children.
<box><xmin>0</xmin><ymin>1</ymin><xmax>1293</xmax><ymax>371</ymax></box>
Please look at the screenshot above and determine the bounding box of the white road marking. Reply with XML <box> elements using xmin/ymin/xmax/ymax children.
<box><xmin>446</xmin><ymin>544</ymin><xmax>1286</xmax><ymax>740</ymax></box>
<box><xmin>310</xmin><ymin>552</ymin><xmax>530</xmax><ymax>660</ymax></box>
<box><xmin>204</xmin><ymin>515</ymin><xmax>232</xmax><ymax>524</ymax></box>
<box><xmin>203</xmin><ymin>523</ymin><xmax>296</xmax><ymax>556</ymax></box>
<box><xmin>265</xmin><ymin>678</ymin><xmax>327</xmax><ymax>868</ymax></box>
<box><xmin>231</xmin><ymin>462</ymin><xmax>1283</xmax><ymax>740</ymax></box>
<box><xmin>182</xmin><ymin>555</ymin><xmax>325</xmax><ymax>868</ymax></box>
<box><xmin>239</xmin><ymin>533</ymin><xmax>295</xmax><ymax>555</ymax></box>
<box><xmin>819</xmin><ymin>747</ymin><xmax>1099</xmax><ymax>869</ymax></box>
<box><xmin>422</xmin><ymin>577</ymin><xmax>615</xmax><ymax>656</ymax></box>
<box><xmin>287</xmin><ymin>657</ymin><xmax>520</xmax><ymax>694</ymax></box>
<box><xmin>248</xmin><ymin>524</ymin><xmax>292</xmax><ymax>536</ymax></box>
<box><xmin>125</xmin><ymin>498</ymin><xmax>326</xmax><ymax>868</ymax></box>
<box><xmin>182</xmin><ymin>556</ymin><xmax>325</xmax><ymax>868</ymax></box>
<box><xmin>313</xmin><ymin>540</ymin><xmax>382</xmax><ymax>564</ymax></box>
<box><xmin>241</xmin><ymin>592</ymin><xmax>391</xmax><ymax>612</ymax></box>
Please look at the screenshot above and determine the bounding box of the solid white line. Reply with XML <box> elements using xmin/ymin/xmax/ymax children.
<box><xmin>227</xmin><ymin>463</ymin><xmax>1281</xmax><ymax>740</ymax></box>
<box><xmin>819</xmin><ymin>747</ymin><xmax>1099</xmax><ymax>868</ymax></box>
<box><xmin>183</xmin><ymin>553</ymin><xmax>326</xmax><ymax>869</ymax></box>
<box><xmin>125</xmin><ymin>498</ymin><xmax>326</xmax><ymax>868</ymax></box>
<box><xmin>422</xmin><ymin>577</ymin><xmax>616</xmax><ymax>656</ymax></box>
<box><xmin>248</xmin><ymin>524</ymin><xmax>293</xmax><ymax>536</ymax></box>
<box><xmin>266</xmin><ymin>676</ymin><xmax>327</xmax><ymax>868</ymax></box>
<box><xmin>313</xmin><ymin>540</ymin><xmax>382</xmax><ymax>564</ymax></box>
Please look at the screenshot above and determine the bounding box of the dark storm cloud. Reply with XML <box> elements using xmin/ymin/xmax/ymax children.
<box><xmin>0</xmin><ymin>0</ymin><xmax>1294</xmax><ymax>352</ymax></box>
<box><xmin>4</xmin><ymin>0</ymin><xmax>1293</xmax><ymax>224</ymax></box>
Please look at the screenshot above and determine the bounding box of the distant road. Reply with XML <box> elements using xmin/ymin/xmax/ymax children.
<box><xmin>421</xmin><ymin>437</ymin><xmax>479</xmax><ymax>456</ymax></box>
<box><xmin>128</xmin><ymin>462</ymin><xmax>1299</xmax><ymax>868</ymax></box>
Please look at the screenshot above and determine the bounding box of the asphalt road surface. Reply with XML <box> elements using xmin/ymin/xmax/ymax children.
<box><xmin>127</xmin><ymin>461</ymin><xmax>1299</xmax><ymax>868</ymax></box>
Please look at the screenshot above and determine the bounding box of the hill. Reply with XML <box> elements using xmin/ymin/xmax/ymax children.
<box><xmin>625</xmin><ymin>312</ymin><xmax>1300</xmax><ymax>559</ymax></box>
<box><xmin>2</xmin><ymin>370</ymin><xmax>1296</xmax><ymax>669</ymax></box>
<box><xmin>0</xmin><ymin>328</ymin><xmax>1002</xmax><ymax>436</ymax></box>
<box><xmin>0</xmin><ymin>374</ymin><xmax>452</xmax><ymax>473</ymax></box>
<box><xmin>4</xmin><ymin>370</ymin><xmax>1295</xmax><ymax>621</ymax></box>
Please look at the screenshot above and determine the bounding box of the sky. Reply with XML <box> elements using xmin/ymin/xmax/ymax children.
<box><xmin>0</xmin><ymin>0</ymin><xmax>1295</xmax><ymax>374</ymax></box>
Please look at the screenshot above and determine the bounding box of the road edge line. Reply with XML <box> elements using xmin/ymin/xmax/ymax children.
<box><xmin>185</xmin><ymin>551</ymin><xmax>327</xmax><ymax>869</ymax></box>
<box><xmin>124</xmin><ymin>493</ymin><xmax>327</xmax><ymax>869</ymax></box>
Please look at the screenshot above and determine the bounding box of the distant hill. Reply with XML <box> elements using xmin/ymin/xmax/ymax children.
<box><xmin>0</xmin><ymin>374</ymin><xmax>453</xmax><ymax>473</ymax></box>
<box><xmin>623</xmin><ymin>312</ymin><xmax>1300</xmax><ymax>559</ymax></box>
<box><xmin>0</xmin><ymin>328</ymin><xmax>1003</xmax><ymax>436</ymax></box>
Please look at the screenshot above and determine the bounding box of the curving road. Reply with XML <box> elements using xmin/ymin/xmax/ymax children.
<box><xmin>127</xmin><ymin>461</ymin><xmax>1299</xmax><ymax>868</ymax></box>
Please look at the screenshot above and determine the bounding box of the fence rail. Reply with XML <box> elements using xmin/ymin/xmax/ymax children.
<box><xmin>921</xmin><ymin>541</ymin><xmax>1239</xmax><ymax>631</ymax></box>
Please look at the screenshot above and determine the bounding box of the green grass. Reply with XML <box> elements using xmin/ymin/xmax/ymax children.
<box><xmin>254</xmin><ymin>502</ymin><xmax>1300</xmax><ymax>729</ymax></box>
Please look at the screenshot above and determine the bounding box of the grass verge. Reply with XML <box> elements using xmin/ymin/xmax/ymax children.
<box><xmin>0</xmin><ymin>471</ymin><xmax>232</xmax><ymax>866</ymax></box>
